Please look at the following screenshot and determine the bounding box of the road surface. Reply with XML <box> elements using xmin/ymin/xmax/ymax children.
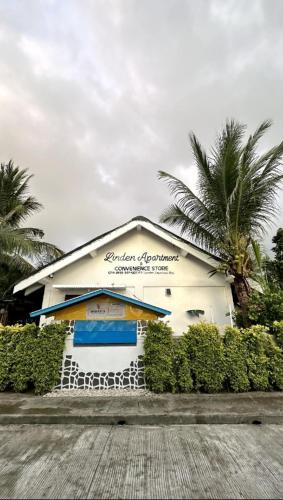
<box><xmin>0</xmin><ymin>424</ymin><xmax>282</xmax><ymax>499</ymax></box>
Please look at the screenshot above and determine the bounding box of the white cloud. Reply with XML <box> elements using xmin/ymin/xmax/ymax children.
<box><xmin>0</xmin><ymin>0</ymin><xmax>282</xmax><ymax>254</ymax></box>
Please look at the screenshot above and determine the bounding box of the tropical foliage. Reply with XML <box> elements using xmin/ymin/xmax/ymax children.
<box><xmin>0</xmin><ymin>160</ymin><xmax>62</xmax><ymax>265</ymax></box>
<box><xmin>235</xmin><ymin>287</ymin><xmax>283</xmax><ymax>329</ymax></box>
<box><xmin>223</xmin><ymin>327</ymin><xmax>250</xmax><ymax>392</ymax></box>
<box><xmin>0</xmin><ymin>322</ymin><xmax>67</xmax><ymax>394</ymax></box>
<box><xmin>143</xmin><ymin>320</ymin><xmax>177</xmax><ymax>392</ymax></box>
<box><xmin>143</xmin><ymin>321</ymin><xmax>283</xmax><ymax>393</ymax></box>
<box><xmin>159</xmin><ymin>120</ymin><xmax>283</xmax><ymax>322</ymax></box>
<box><xmin>273</xmin><ymin>321</ymin><xmax>283</xmax><ymax>348</ymax></box>
<box><xmin>183</xmin><ymin>322</ymin><xmax>226</xmax><ymax>393</ymax></box>
<box><xmin>234</xmin><ymin>227</ymin><xmax>283</xmax><ymax>328</ymax></box>
<box><xmin>265</xmin><ymin>228</ymin><xmax>283</xmax><ymax>288</ymax></box>
<box><xmin>0</xmin><ymin>161</ymin><xmax>63</xmax><ymax>322</ymax></box>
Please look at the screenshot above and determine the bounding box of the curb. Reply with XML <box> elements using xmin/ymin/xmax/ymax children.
<box><xmin>0</xmin><ymin>413</ymin><xmax>282</xmax><ymax>425</ymax></box>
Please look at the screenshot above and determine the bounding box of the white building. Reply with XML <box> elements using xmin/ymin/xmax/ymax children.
<box><xmin>14</xmin><ymin>216</ymin><xmax>234</xmax><ymax>390</ymax></box>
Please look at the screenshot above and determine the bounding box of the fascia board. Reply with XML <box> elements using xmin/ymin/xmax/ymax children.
<box><xmin>140</xmin><ymin>221</ymin><xmax>219</xmax><ymax>267</ymax></box>
<box><xmin>24</xmin><ymin>283</ymin><xmax>44</xmax><ymax>296</ymax></box>
<box><xmin>13</xmin><ymin>220</ymin><xmax>138</xmax><ymax>293</ymax></box>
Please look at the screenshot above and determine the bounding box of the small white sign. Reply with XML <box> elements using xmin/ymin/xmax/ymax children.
<box><xmin>86</xmin><ymin>301</ymin><xmax>125</xmax><ymax>319</ymax></box>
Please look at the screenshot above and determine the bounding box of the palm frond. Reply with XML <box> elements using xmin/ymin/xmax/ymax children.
<box><xmin>0</xmin><ymin>161</ymin><xmax>43</xmax><ymax>225</ymax></box>
<box><xmin>159</xmin><ymin>119</ymin><xmax>283</xmax><ymax>283</ymax></box>
<box><xmin>160</xmin><ymin>204</ymin><xmax>219</xmax><ymax>253</ymax></box>
<box><xmin>189</xmin><ymin>133</ymin><xmax>212</xmax><ymax>184</ymax></box>
<box><xmin>158</xmin><ymin>170</ymin><xmax>210</xmax><ymax>216</ymax></box>
<box><xmin>241</xmin><ymin>119</ymin><xmax>272</xmax><ymax>167</ymax></box>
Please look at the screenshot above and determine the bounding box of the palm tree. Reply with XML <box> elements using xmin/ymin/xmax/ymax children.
<box><xmin>159</xmin><ymin>120</ymin><xmax>283</xmax><ymax>322</ymax></box>
<box><xmin>0</xmin><ymin>160</ymin><xmax>63</xmax><ymax>320</ymax></box>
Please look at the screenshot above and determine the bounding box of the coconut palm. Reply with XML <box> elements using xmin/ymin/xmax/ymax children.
<box><xmin>0</xmin><ymin>161</ymin><xmax>63</xmax><ymax>310</ymax></box>
<box><xmin>159</xmin><ymin>120</ymin><xmax>283</xmax><ymax>321</ymax></box>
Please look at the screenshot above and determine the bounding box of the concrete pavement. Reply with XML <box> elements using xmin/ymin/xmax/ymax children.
<box><xmin>0</xmin><ymin>424</ymin><xmax>282</xmax><ymax>499</ymax></box>
<box><xmin>0</xmin><ymin>391</ymin><xmax>282</xmax><ymax>425</ymax></box>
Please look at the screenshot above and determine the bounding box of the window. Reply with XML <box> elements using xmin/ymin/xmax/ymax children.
<box><xmin>65</xmin><ymin>294</ymin><xmax>80</xmax><ymax>301</ymax></box>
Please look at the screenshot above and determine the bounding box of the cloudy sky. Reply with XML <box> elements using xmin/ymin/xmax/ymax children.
<box><xmin>0</xmin><ymin>0</ymin><xmax>282</xmax><ymax>253</ymax></box>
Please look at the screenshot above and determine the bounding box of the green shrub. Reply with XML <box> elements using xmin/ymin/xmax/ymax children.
<box><xmin>10</xmin><ymin>324</ymin><xmax>38</xmax><ymax>392</ymax></box>
<box><xmin>242</xmin><ymin>326</ymin><xmax>270</xmax><ymax>391</ymax></box>
<box><xmin>172</xmin><ymin>337</ymin><xmax>193</xmax><ymax>392</ymax></box>
<box><xmin>143</xmin><ymin>320</ymin><xmax>283</xmax><ymax>394</ymax></box>
<box><xmin>144</xmin><ymin>320</ymin><xmax>176</xmax><ymax>393</ymax></box>
<box><xmin>223</xmin><ymin>327</ymin><xmax>250</xmax><ymax>392</ymax></box>
<box><xmin>0</xmin><ymin>323</ymin><xmax>38</xmax><ymax>392</ymax></box>
<box><xmin>183</xmin><ymin>322</ymin><xmax>225</xmax><ymax>393</ymax></box>
<box><xmin>33</xmin><ymin>323</ymin><xmax>68</xmax><ymax>394</ymax></box>
<box><xmin>0</xmin><ymin>324</ymin><xmax>17</xmax><ymax>391</ymax></box>
<box><xmin>273</xmin><ymin>321</ymin><xmax>283</xmax><ymax>348</ymax></box>
<box><xmin>0</xmin><ymin>322</ymin><xmax>67</xmax><ymax>394</ymax></box>
<box><xmin>261</xmin><ymin>333</ymin><xmax>283</xmax><ymax>390</ymax></box>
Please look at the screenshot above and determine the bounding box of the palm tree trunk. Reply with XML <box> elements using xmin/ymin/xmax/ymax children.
<box><xmin>0</xmin><ymin>307</ymin><xmax>8</xmax><ymax>325</ymax></box>
<box><xmin>233</xmin><ymin>276</ymin><xmax>250</xmax><ymax>327</ymax></box>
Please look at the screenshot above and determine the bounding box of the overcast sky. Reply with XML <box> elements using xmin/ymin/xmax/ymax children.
<box><xmin>0</xmin><ymin>0</ymin><xmax>282</xmax><ymax>254</ymax></box>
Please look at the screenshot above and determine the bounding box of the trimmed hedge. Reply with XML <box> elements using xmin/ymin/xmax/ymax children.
<box><xmin>143</xmin><ymin>320</ymin><xmax>176</xmax><ymax>393</ymax></box>
<box><xmin>223</xmin><ymin>327</ymin><xmax>250</xmax><ymax>392</ymax></box>
<box><xmin>32</xmin><ymin>323</ymin><xmax>69</xmax><ymax>394</ymax></box>
<box><xmin>172</xmin><ymin>337</ymin><xmax>193</xmax><ymax>393</ymax></box>
<box><xmin>0</xmin><ymin>322</ymin><xmax>67</xmax><ymax>394</ymax></box>
<box><xmin>183</xmin><ymin>323</ymin><xmax>225</xmax><ymax>393</ymax></box>
<box><xmin>144</xmin><ymin>321</ymin><xmax>283</xmax><ymax>393</ymax></box>
<box><xmin>2</xmin><ymin>319</ymin><xmax>283</xmax><ymax>395</ymax></box>
<box><xmin>261</xmin><ymin>331</ymin><xmax>283</xmax><ymax>390</ymax></box>
<box><xmin>273</xmin><ymin>321</ymin><xmax>283</xmax><ymax>348</ymax></box>
<box><xmin>242</xmin><ymin>326</ymin><xmax>270</xmax><ymax>391</ymax></box>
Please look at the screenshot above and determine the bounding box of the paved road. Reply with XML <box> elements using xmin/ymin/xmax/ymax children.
<box><xmin>0</xmin><ymin>424</ymin><xmax>282</xmax><ymax>499</ymax></box>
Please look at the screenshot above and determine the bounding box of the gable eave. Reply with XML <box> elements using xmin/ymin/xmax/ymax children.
<box><xmin>14</xmin><ymin>217</ymin><xmax>220</xmax><ymax>294</ymax></box>
<box><xmin>14</xmin><ymin>219</ymin><xmax>138</xmax><ymax>293</ymax></box>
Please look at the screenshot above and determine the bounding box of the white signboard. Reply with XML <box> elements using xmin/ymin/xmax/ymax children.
<box><xmin>86</xmin><ymin>301</ymin><xmax>125</xmax><ymax>319</ymax></box>
<box><xmin>104</xmin><ymin>251</ymin><xmax>179</xmax><ymax>275</ymax></box>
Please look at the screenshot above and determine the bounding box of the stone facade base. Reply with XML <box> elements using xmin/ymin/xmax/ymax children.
<box><xmin>54</xmin><ymin>319</ymin><xmax>147</xmax><ymax>390</ymax></box>
<box><xmin>55</xmin><ymin>354</ymin><xmax>145</xmax><ymax>390</ymax></box>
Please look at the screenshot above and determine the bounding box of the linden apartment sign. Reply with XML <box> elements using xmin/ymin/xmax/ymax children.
<box><xmin>104</xmin><ymin>251</ymin><xmax>180</xmax><ymax>275</ymax></box>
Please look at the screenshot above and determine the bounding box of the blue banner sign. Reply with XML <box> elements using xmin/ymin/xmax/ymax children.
<box><xmin>74</xmin><ymin>320</ymin><xmax>137</xmax><ymax>345</ymax></box>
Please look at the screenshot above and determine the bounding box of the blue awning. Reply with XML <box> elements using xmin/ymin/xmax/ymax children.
<box><xmin>30</xmin><ymin>288</ymin><xmax>171</xmax><ymax>318</ymax></box>
<box><xmin>74</xmin><ymin>320</ymin><xmax>137</xmax><ymax>345</ymax></box>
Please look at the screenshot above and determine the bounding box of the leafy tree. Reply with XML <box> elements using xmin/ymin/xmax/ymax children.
<box><xmin>265</xmin><ymin>228</ymin><xmax>283</xmax><ymax>288</ymax></box>
<box><xmin>0</xmin><ymin>160</ymin><xmax>63</xmax><ymax>322</ymax></box>
<box><xmin>234</xmin><ymin>228</ymin><xmax>283</xmax><ymax>328</ymax></box>
<box><xmin>235</xmin><ymin>287</ymin><xmax>283</xmax><ymax>329</ymax></box>
<box><xmin>159</xmin><ymin>120</ymin><xmax>283</xmax><ymax>323</ymax></box>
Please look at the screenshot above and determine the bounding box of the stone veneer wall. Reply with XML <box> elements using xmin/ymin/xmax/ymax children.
<box><xmin>55</xmin><ymin>320</ymin><xmax>147</xmax><ymax>390</ymax></box>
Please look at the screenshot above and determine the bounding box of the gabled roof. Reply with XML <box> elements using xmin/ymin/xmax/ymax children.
<box><xmin>14</xmin><ymin>215</ymin><xmax>221</xmax><ymax>294</ymax></box>
<box><xmin>30</xmin><ymin>288</ymin><xmax>171</xmax><ymax>318</ymax></box>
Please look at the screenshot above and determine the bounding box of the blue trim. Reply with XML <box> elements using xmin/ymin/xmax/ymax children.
<box><xmin>74</xmin><ymin>320</ymin><xmax>137</xmax><ymax>345</ymax></box>
<box><xmin>30</xmin><ymin>288</ymin><xmax>171</xmax><ymax>318</ymax></box>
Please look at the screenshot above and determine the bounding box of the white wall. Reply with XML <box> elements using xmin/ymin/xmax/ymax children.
<box><xmin>41</xmin><ymin>228</ymin><xmax>234</xmax><ymax>334</ymax></box>
<box><xmin>64</xmin><ymin>333</ymin><xmax>144</xmax><ymax>372</ymax></box>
